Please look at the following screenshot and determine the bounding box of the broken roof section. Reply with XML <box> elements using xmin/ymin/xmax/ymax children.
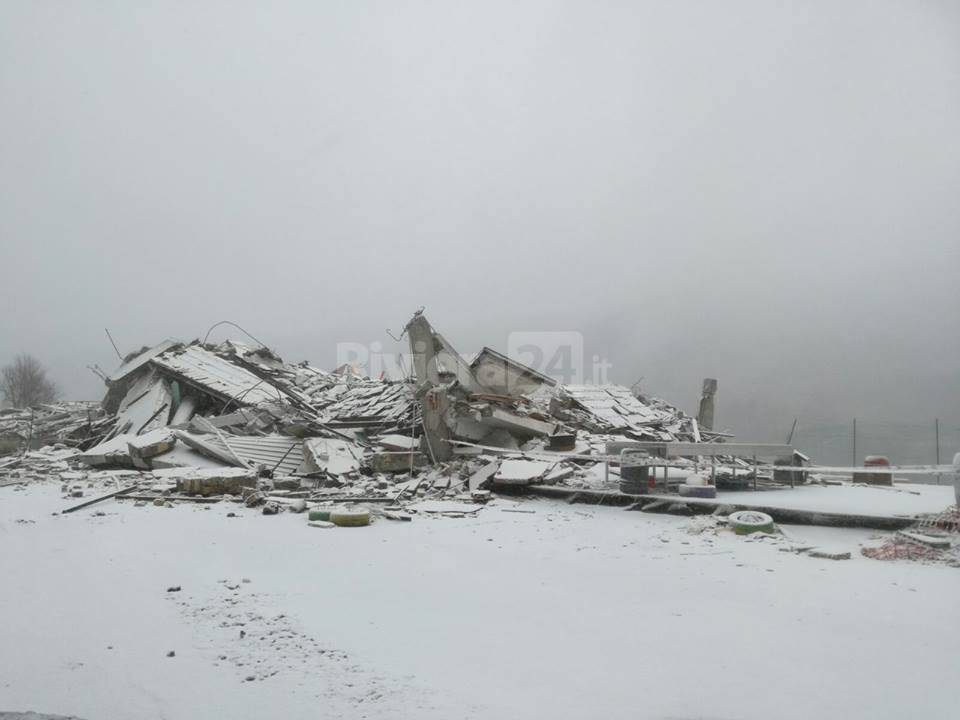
<box><xmin>558</xmin><ymin>384</ymin><xmax>682</xmax><ymax>439</ymax></box>
<box><xmin>151</xmin><ymin>344</ymin><xmax>285</xmax><ymax>407</ymax></box>
<box><xmin>107</xmin><ymin>339</ymin><xmax>180</xmax><ymax>383</ymax></box>
<box><xmin>470</xmin><ymin>346</ymin><xmax>558</xmax><ymax>396</ymax></box>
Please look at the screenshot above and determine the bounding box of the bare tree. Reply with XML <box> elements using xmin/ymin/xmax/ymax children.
<box><xmin>1</xmin><ymin>354</ymin><xmax>59</xmax><ymax>408</ymax></box>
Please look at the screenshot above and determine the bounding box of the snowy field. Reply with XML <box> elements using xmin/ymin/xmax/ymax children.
<box><xmin>1</xmin><ymin>483</ymin><xmax>957</xmax><ymax>720</ymax></box>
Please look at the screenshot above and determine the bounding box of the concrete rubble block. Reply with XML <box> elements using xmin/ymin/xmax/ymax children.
<box><xmin>272</xmin><ymin>477</ymin><xmax>303</xmax><ymax>491</ymax></box>
<box><xmin>478</xmin><ymin>428</ymin><xmax>520</xmax><ymax>450</ymax></box>
<box><xmin>370</xmin><ymin>451</ymin><xmax>427</xmax><ymax>473</ymax></box>
<box><xmin>477</xmin><ymin>406</ymin><xmax>557</xmax><ymax>438</ymax></box>
<box><xmin>177</xmin><ymin>468</ymin><xmax>258</xmax><ymax>497</ymax></box>
<box><xmin>126</xmin><ymin>428</ymin><xmax>177</xmax><ymax>469</ymax></box>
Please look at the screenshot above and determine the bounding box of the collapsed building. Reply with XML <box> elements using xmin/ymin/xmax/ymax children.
<box><xmin>1</xmin><ymin>311</ymin><xmax>785</xmax><ymax>505</ymax></box>
<box><xmin>7</xmin><ymin>312</ymin><xmax>958</xmax><ymax>563</ymax></box>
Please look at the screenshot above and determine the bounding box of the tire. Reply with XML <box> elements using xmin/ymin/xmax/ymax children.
<box><xmin>728</xmin><ymin>510</ymin><xmax>775</xmax><ymax>534</ymax></box>
<box><xmin>330</xmin><ymin>508</ymin><xmax>371</xmax><ymax>527</ymax></box>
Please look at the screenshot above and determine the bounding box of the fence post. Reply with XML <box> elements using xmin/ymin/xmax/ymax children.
<box><xmin>935</xmin><ymin>418</ymin><xmax>941</xmax><ymax>485</ymax></box>
<box><xmin>852</xmin><ymin>418</ymin><xmax>857</xmax><ymax>470</ymax></box>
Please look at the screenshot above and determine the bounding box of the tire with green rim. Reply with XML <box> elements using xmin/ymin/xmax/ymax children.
<box><xmin>728</xmin><ymin>510</ymin><xmax>775</xmax><ymax>535</ymax></box>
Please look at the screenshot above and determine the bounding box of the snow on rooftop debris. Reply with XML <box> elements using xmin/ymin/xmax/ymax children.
<box><xmin>150</xmin><ymin>344</ymin><xmax>284</xmax><ymax>407</ymax></box>
<box><xmin>9</xmin><ymin>310</ymin><xmax>944</xmax><ymax>532</ymax></box>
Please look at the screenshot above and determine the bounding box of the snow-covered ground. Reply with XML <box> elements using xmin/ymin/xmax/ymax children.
<box><xmin>1</xmin><ymin>483</ymin><xmax>957</xmax><ymax>720</ymax></box>
<box><xmin>721</xmin><ymin>481</ymin><xmax>954</xmax><ymax>516</ymax></box>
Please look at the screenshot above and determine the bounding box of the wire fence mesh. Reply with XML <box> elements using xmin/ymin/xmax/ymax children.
<box><xmin>790</xmin><ymin>419</ymin><xmax>960</xmax><ymax>483</ymax></box>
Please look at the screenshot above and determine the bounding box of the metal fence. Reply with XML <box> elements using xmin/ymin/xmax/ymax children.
<box><xmin>790</xmin><ymin>419</ymin><xmax>960</xmax><ymax>482</ymax></box>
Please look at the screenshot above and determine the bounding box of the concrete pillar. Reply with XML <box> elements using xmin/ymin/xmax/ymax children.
<box><xmin>697</xmin><ymin>378</ymin><xmax>717</xmax><ymax>431</ymax></box>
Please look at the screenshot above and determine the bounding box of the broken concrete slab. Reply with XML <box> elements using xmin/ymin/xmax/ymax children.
<box><xmin>493</xmin><ymin>459</ymin><xmax>552</xmax><ymax>485</ymax></box>
<box><xmin>543</xmin><ymin>464</ymin><xmax>575</xmax><ymax>484</ymax></box>
<box><xmin>468</xmin><ymin>460</ymin><xmax>501</xmax><ymax>492</ymax></box>
<box><xmin>76</xmin><ymin>434</ymin><xmax>141</xmax><ymax>468</ymax></box>
<box><xmin>303</xmin><ymin>438</ymin><xmax>363</xmax><ymax>475</ymax></box>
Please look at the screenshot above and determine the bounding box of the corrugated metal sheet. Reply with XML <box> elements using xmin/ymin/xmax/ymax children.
<box><xmin>200</xmin><ymin>433</ymin><xmax>305</xmax><ymax>475</ymax></box>
<box><xmin>151</xmin><ymin>345</ymin><xmax>282</xmax><ymax>406</ymax></box>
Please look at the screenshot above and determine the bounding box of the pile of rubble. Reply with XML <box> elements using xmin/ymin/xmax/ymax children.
<box><xmin>1</xmin><ymin>311</ymin><xmax>724</xmax><ymax>507</ymax></box>
<box><xmin>0</xmin><ymin>401</ymin><xmax>109</xmax><ymax>453</ymax></box>
<box><xmin>861</xmin><ymin>507</ymin><xmax>960</xmax><ymax>566</ymax></box>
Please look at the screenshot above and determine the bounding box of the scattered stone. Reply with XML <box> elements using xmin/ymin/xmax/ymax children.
<box><xmin>166</xmin><ymin>650</ymin><xmax>176</xmax><ymax>657</ymax></box>
<box><xmin>166</xmin><ymin>585</ymin><xmax>181</xmax><ymax>592</ymax></box>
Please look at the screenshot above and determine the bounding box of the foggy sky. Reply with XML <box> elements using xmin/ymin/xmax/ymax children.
<box><xmin>2</xmin><ymin>1</ymin><xmax>958</xmax><ymax>454</ymax></box>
